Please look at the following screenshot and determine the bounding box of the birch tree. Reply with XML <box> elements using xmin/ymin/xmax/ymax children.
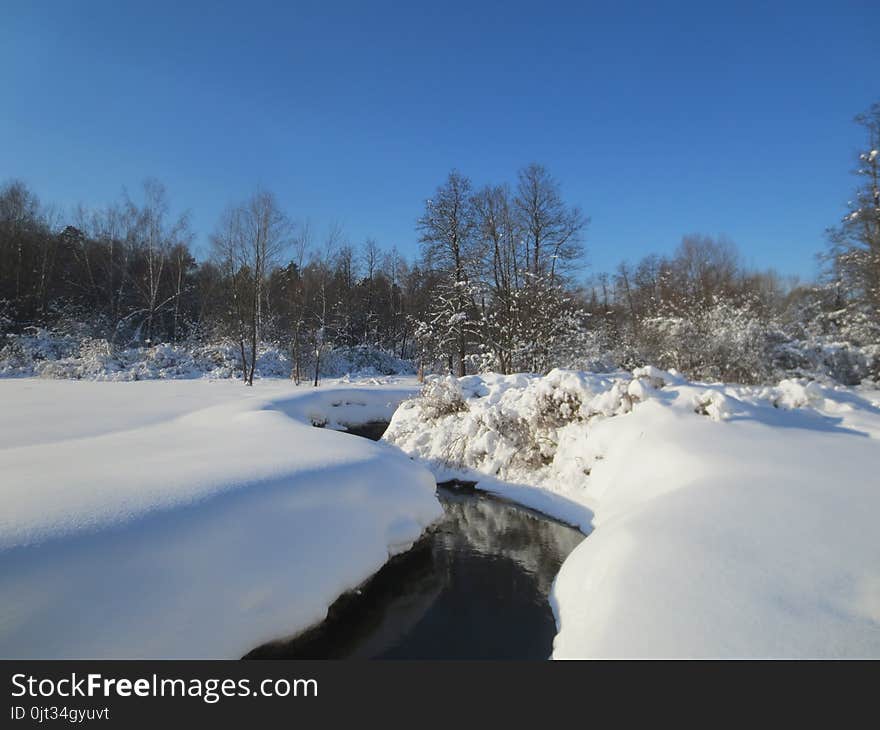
<box><xmin>211</xmin><ymin>190</ymin><xmax>291</xmax><ymax>385</ymax></box>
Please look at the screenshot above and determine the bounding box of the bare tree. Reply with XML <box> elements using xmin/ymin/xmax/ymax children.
<box><xmin>361</xmin><ymin>237</ymin><xmax>381</xmax><ymax>345</ymax></box>
<box><xmin>287</xmin><ymin>219</ymin><xmax>312</xmax><ymax>383</ymax></box>
<box><xmin>311</xmin><ymin>222</ymin><xmax>345</xmax><ymax>386</ymax></box>
<box><xmin>672</xmin><ymin>234</ymin><xmax>740</xmax><ymax>313</ymax></box>
<box><xmin>514</xmin><ymin>163</ymin><xmax>586</xmax><ymax>281</ymax></box>
<box><xmin>211</xmin><ymin>189</ymin><xmax>291</xmax><ymax>385</ymax></box>
<box><xmin>417</xmin><ymin>170</ymin><xmax>478</xmax><ymax>376</ymax></box>
<box><xmin>123</xmin><ymin>180</ymin><xmax>192</xmax><ymax>344</ymax></box>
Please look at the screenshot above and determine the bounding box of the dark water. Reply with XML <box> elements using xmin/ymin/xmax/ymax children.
<box><xmin>245</xmin><ymin>423</ymin><xmax>584</xmax><ymax>660</ymax></box>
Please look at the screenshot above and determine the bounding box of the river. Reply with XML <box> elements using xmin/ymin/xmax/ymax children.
<box><xmin>245</xmin><ymin>422</ymin><xmax>584</xmax><ymax>660</ymax></box>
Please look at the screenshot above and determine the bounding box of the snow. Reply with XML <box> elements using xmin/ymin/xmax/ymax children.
<box><xmin>6</xmin><ymin>365</ymin><xmax>879</xmax><ymax>659</ymax></box>
<box><xmin>0</xmin><ymin>377</ymin><xmax>442</xmax><ymax>658</ymax></box>
<box><xmin>384</xmin><ymin>369</ymin><xmax>880</xmax><ymax>657</ymax></box>
<box><xmin>383</xmin><ymin>370</ymin><xmax>634</xmax><ymax>531</ymax></box>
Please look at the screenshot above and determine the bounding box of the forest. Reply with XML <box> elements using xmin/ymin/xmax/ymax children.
<box><xmin>1</xmin><ymin>103</ymin><xmax>878</xmax><ymax>386</ymax></box>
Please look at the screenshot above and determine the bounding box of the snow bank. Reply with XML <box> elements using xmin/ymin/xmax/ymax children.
<box><xmin>384</xmin><ymin>369</ymin><xmax>880</xmax><ymax>657</ymax></box>
<box><xmin>0</xmin><ymin>377</ymin><xmax>442</xmax><ymax>658</ymax></box>
<box><xmin>383</xmin><ymin>369</ymin><xmax>637</xmax><ymax>530</ymax></box>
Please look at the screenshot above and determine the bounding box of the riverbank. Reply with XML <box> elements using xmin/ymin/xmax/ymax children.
<box><xmin>384</xmin><ymin>368</ymin><xmax>880</xmax><ymax>657</ymax></box>
<box><xmin>5</xmin><ymin>369</ymin><xmax>879</xmax><ymax>658</ymax></box>
<box><xmin>0</xmin><ymin>377</ymin><xmax>442</xmax><ymax>658</ymax></box>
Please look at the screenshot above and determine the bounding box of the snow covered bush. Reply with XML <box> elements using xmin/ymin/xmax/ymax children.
<box><xmin>385</xmin><ymin>369</ymin><xmax>641</xmax><ymax>489</ymax></box>
<box><xmin>418</xmin><ymin>376</ymin><xmax>469</xmax><ymax>419</ymax></box>
<box><xmin>0</xmin><ymin>330</ymin><xmax>414</xmax><ymax>381</ymax></box>
<box><xmin>637</xmin><ymin>298</ymin><xmax>782</xmax><ymax>384</ymax></box>
<box><xmin>314</xmin><ymin>345</ymin><xmax>416</xmax><ymax>379</ymax></box>
<box><xmin>692</xmin><ymin>388</ymin><xmax>733</xmax><ymax>421</ymax></box>
<box><xmin>36</xmin><ymin>337</ymin><xmax>120</xmax><ymax>379</ymax></box>
<box><xmin>621</xmin><ymin>294</ymin><xmax>880</xmax><ymax>386</ymax></box>
<box><xmin>770</xmin><ymin>337</ymin><xmax>879</xmax><ymax>385</ymax></box>
<box><xmin>0</xmin><ymin>327</ymin><xmax>80</xmax><ymax>376</ymax></box>
<box><xmin>388</xmin><ymin>364</ymin><xmax>880</xmax><ymax>505</ymax></box>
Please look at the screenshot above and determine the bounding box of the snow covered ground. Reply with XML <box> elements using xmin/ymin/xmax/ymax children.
<box><xmin>0</xmin><ymin>376</ymin><xmax>442</xmax><ymax>658</ymax></box>
<box><xmin>5</xmin><ymin>367</ymin><xmax>878</xmax><ymax>659</ymax></box>
<box><xmin>384</xmin><ymin>369</ymin><xmax>880</xmax><ymax>657</ymax></box>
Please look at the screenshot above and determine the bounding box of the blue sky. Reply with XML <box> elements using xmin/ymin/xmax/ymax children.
<box><xmin>1</xmin><ymin>1</ymin><xmax>877</xmax><ymax>280</ymax></box>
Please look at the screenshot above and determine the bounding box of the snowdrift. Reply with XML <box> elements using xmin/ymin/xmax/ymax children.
<box><xmin>384</xmin><ymin>369</ymin><xmax>880</xmax><ymax>657</ymax></box>
<box><xmin>0</xmin><ymin>378</ymin><xmax>442</xmax><ymax>658</ymax></box>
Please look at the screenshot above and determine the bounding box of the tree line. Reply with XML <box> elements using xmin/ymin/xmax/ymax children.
<box><xmin>1</xmin><ymin>102</ymin><xmax>878</xmax><ymax>384</ymax></box>
<box><xmin>582</xmin><ymin>102</ymin><xmax>880</xmax><ymax>384</ymax></box>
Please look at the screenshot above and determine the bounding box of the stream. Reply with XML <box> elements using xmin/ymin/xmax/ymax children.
<box><xmin>245</xmin><ymin>422</ymin><xmax>584</xmax><ymax>660</ymax></box>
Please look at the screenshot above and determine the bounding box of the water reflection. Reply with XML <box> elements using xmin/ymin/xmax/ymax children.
<box><xmin>247</xmin><ymin>484</ymin><xmax>584</xmax><ymax>660</ymax></box>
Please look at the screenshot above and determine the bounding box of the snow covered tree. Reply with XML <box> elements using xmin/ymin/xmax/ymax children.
<box><xmin>503</xmin><ymin>165</ymin><xmax>589</xmax><ymax>372</ymax></box>
<box><xmin>470</xmin><ymin>184</ymin><xmax>521</xmax><ymax>373</ymax></box>
<box><xmin>509</xmin><ymin>273</ymin><xmax>589</xmax><ymax>373</ymax></box>
<box><xmin>417</xmin><ymin>171</ymin><xmax>480</xmax><ymax>376</ymax></box>
<box><xmin>827</xmin><ymin>102</ymin><xmax>880</xmax><ymax>327</ymax></box>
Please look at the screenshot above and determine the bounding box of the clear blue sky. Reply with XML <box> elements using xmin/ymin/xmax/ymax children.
<box><xmin>2</xmin><ymin>0</ymin><xmax>877</xmax><ymax>281</ymax></box>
